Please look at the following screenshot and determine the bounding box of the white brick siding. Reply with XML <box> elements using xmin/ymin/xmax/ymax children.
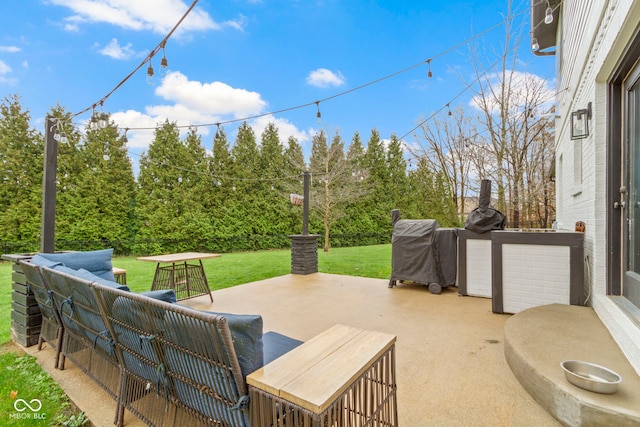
<box><xmin>501</xmin><ymin>244</ymin><xmax>571</xmax><ymax>313</ymax></box>
<box><xmin>556</xmin><ymin>0</ymin><xmax>640</xmax><ymax>374</ymax></box>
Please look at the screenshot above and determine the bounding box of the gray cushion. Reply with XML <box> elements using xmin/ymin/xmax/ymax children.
<box><xmin>36</xmin><ymin>249</ymin><xmax>116</xmax><ymax>281</ymax></box>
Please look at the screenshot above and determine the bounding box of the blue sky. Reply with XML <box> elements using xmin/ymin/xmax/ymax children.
<box><xmin>0</xmin><ymin>0</ymin><xmax>554</xmax><ymax>163</ymax></box>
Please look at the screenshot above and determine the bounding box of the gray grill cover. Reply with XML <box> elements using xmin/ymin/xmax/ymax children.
<box><xmin>436</xmin><ymin>228</ymin><xmax>458</xmax><ymax>286</ymax></box>
<box><xmin>465</xmin><ymin>179</ymin><xmax>506</xmax><ymax>233</ymax></box>
<box><xmin>390</xmin><ymin>219</ymin><xmax>440</xmax><ymax>285</ymax></box>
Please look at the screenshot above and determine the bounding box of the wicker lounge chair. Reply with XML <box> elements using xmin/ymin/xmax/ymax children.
<box><xmin>34</xmin><ymin>260</ymin><xmax>301</xmax><ymax>427</ymax></box>
<box><xmin>19</xmin><ymin>261</ymin><xmax>64</xmax><ymax>369</ymax></box>
<box><xmin>40</xmin><ymin>266</ymin><xmax>125</xmax><ymax>424</ymax></box>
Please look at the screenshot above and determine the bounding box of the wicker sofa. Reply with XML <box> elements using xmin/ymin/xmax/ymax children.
<box><xmin>21</xmin><ymin>250</ymin><xmax>302</xmax><ymax>427</ymax></box>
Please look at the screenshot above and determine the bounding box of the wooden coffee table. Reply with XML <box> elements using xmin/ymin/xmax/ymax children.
<box><xmin>137</xmin><ymin>252</ymin><xmax>220</xmax><ymax>301</ymax></box>
<box><xmin>247</xmin><ymin>324</ymin><xmax>398</xmax><ymax>426</ymax></box>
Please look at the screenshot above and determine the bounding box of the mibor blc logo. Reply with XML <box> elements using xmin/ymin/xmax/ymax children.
<box><xmin>9</xmin><ymin>390</ymin><xmax>47</xmax><ymax>421</ymax></box>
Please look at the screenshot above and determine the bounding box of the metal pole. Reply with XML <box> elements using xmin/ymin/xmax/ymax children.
<box><xmin>41</xmin><ymin>115</ymin><xmax>57</xmax><ymax>253</ymax></box>
<box><xmin>302</xmin><ymin>171</ymin><xmax>310</xmax><ymax>235</ymax></box>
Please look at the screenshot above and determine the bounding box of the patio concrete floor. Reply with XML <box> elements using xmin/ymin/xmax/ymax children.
<box><xmin>23</xmin><ymin>273</ymin><xmax>572</xmax><ymax>426</ymax></box>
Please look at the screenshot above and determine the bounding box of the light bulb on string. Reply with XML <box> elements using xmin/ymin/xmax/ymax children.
<box><xmin>123</xmin><ymin>128</ymin><xmax>129</xmax><ymax>143</ymax></box>
<box><xmin>90</xmin><ymin>108</ymin><xmax>99</xmax><ymax>130</ymax></box>
<box><xmin>160</xmin><ymin>41</ymin><xmax>168</xmax><ymax>68</ymax></box>
<box><xmin>426</xmin><ymin>59</ymin><xmax>433</xmax><ymax>78</ymax></box>
<box><xmin>147</xmin><ymin>58</ymin><xmax>155</xmax><ymax>78</ymax></box>
<box><xmin>98</xmin><ymin>102</ymin><xmax>107</xmax><ymax>128</ymax></box>
<box><xmin>531</xmin><ymin>37</ymin><xmax>540</xmax><ymax>51</ymax></box>
<box><xmin>447</xmin><ymin>104</ymin><xmax>452</xmax><ymax>116</ymax></box>
<box><xmin>315</xmin><ymin>101</ymin><xmax>322</xmax><ymax>119</ymax></box>
<box><xmin>544</xmin><ymin>5</ymin><xmax>553</xmax><ymax>24</ymax></box>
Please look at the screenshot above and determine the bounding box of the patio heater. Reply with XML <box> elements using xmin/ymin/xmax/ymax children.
<box><xmin>289</xmin><ymin>171</ymin><xmax>319</xmax><ymax>275</ymax></box>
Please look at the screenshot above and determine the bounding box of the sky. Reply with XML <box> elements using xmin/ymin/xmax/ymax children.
<box><xmin>0</xmin><ymin>0</ymin><xmax>555</xmax><ymax>167</ymax></box>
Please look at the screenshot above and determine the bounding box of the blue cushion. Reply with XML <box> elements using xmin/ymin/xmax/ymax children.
<box><xmin>75</xmin><ymin>268</ymin><xmax>130</xmax><ymax>291</ymax></box>
<box><xmin>263</xmin><ymin>331</ymin><xmax>303</xmax><ymax>365</ymax></box>
<box><xmin>140</xmin><ymin>290</ymin><xmax>177</xmax><ymax>303</ymax></box>
<box><xmin>36</xmin><ymin>249</ymin><xmax>116</xmax><ymax>281</ymax></box>
<box><xmin>29</xmin><ymin>254</ymin><xmax>63</xmax><ymax>269</ymax></box>
<box><xmin>206</xmin><ymin>311</ymin><xmax>264</xmax><ymax>380</ymax></box>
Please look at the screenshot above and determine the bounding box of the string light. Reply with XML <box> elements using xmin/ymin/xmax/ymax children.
<box><xmin>447</xmin><ymin>104</ymin><xmax>452</xmax><ymax>116</ymax></box>
<box><xmin>147</xmin><ymin>57</ymin><xmax>155</xmax><ymax>78</ymax></box>
<box><xmin>52</xmin><ymin>119</ymin><xmax>69</xmax><ymax>143</ymax></box>
<box><xmin>160</xmin><ymin>41</ymin><xmax>168</xmax><ymax>69</ymax></box>
<box><xmin>71</xmin><ymin>0</ymin><xmax>200</xmax><ymax>119</ymax></box>
<box><xmin>72</xmin><ymin>2</ymin><xmax>530</xmax><ymax>141</ymax></box>
<box><xmin>97</xmin><ymin>102</ymin><xmax>107</xmax><ymax>128</ymax></box>
<box><xmin>58</xmin><ymin>131</ymin><xmax>68</xmax><ymax>144</ymax></box>
<box><xmin>65</xmin><ymin>1</ymin><xmax>541</xmax><ymax>189</ymax></box>
<box><xmin>90</xmin><ymin>107</ymin><xmax>99</xmax><ymax>130</ymax></box>
<box><xmin>544</xmin><ymin>2</ymin><xmax>554</xmax><ymax>24</ymax></box>
<box><xmin>531</xmin><ymin>37</ymin><xmax>540</xmax><ymax>51</ymax></box>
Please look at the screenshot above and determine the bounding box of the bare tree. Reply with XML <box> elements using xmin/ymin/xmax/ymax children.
<box><xmin>309</xmin><ymin>130</ymin><xmax>369</xmax><ymax>252</ymax></box>
<box><xmin>418</xmin><ymin>106</ymin><xmax>477</xmax><ymax>222</ymax></box>
<box><xmin>412</xmin><ymin>0</ymin><xmax>556</xmax><ymax>228</ymax></box>
<box><xmin>467</xmin><ymin>0</ymin><xmax>555</xmax><ymax>227</ymax></box>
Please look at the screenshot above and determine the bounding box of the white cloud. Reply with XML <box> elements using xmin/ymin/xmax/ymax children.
<box><xmin>306</xmin><ymin>68</ymin><xmax>346</xmax><ymax>88</ymax></box>
<box><xmin>22</xmin><ymin>61</ymin><xmax>29</xmax><ymax>68</ymax></box>
<box><xmin>0</xmin><ymin>61</ymin><xmax>18</xmax><ymax>85</ymax></box>
<box><xmin>250</xmin><ymin>115</ymin><xmax>312</xmax><ymax>147</ymax></box>
<box><xmin>469</xmin><ymin>71</ymin><xmax>555</xmax><ymax>114</ymax></box>
<box><xmin>0</xmin><ymin>46</ymin><xmax>20</xmax><ymax>53</ymax></box>
<box><xmin>109</xmin><ymin>72</ymin><xmax>309</xmax><ymax>151</ymax></box>
<box><xmin>154</xmin><ymin>71</ymin><xmax>267</xmax><ymax>118</ymax></box>
<box><xmin>0</xmin><ymin>60</ymin><xmax>12</xmax><ymax>75</ymax></box>
<box><xmin>48</xmin><ymin>0</ymin><xmax>245</xmax><ymax>35</ymax></box>
<box><xmin>109</xmin><ymin>110</ymin><xmax>159</xmax><ymax>148</ymax></box>
<box><xmin>99</xmin><ymin>38</ymin><xmax>137</xmax><ymax>60</ymax></box>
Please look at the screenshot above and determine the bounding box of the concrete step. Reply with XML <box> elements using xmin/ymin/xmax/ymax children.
<box><xmin>504</xmin><ymin>304</ymin><xmax>640</xmax><ymax>426</ymax></box>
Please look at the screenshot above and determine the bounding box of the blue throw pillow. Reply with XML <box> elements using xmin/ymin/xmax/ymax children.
<box><xmin>75</xmin><ymin>268</ymin><xmax>130</xmax><ymax>292</ymax></box>
<box><xmin>36</xmin><ymin>249</ymin><xmax>116</xmax><ymax>281</ymax></box>
<box><xmin>29</xmin><ymin>254</ymin><xmax>63</xmax><ymax>269</ymax></box>
<box><xmin>140</xmin><ymin>290</ymin><xmax>177</xmax><ymax>304</ymax></box>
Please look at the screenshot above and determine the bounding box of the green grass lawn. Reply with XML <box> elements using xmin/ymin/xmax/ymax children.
<box><xmin>0</xmin><ymin>244</ymin><xmax>391</xmax><ymax>425</ymax></box>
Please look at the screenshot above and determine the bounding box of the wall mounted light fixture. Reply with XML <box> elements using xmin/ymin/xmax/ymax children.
<box><xmin>571</xmin><ymin>102</ymin><xmax>592</xmax><ymax>140</ymax></box>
